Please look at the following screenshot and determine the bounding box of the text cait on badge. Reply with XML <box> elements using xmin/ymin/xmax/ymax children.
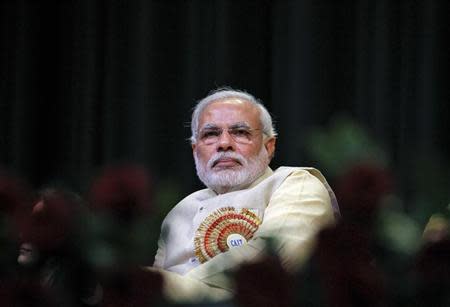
<box><xmin>194</xmin><ymin>206</ymin><xmax>262</xmax><ymax>263</ymax></box>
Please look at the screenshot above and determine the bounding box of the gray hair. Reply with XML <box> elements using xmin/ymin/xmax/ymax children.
<box><xmin>190</xmin><ymin>88</ymin><xmax>277</xmax><ymax>144</ymax></box>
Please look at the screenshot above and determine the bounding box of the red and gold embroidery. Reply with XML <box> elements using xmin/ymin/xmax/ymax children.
<box><xmin>194</xmin><ymin>207</ymin><xmax>262</xmax><ymax>263</ymax></box>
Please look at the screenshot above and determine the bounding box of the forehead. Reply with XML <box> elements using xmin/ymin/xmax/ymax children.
<box><xmin>199</xmin><ymin>98</ymin><xmax>260</xmax><ymax>128</ymax></box>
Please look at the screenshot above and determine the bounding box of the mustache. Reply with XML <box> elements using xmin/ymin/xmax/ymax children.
<box><xmin>207</xmin><ymin>152</ymin><xmax>246</xmax><ymax>168</ymax></box>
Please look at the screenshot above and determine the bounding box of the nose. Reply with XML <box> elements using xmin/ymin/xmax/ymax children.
<box><xmin>216</xmin><ymin>129</ymin><xmax>235</xmax><ymax>152</ymax></box>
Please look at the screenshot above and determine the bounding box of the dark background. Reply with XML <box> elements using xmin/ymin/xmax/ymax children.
<box><xmin>1</xmin><ymin>0</ymin><xmax>449</xmax><ymax>222</ymax></box>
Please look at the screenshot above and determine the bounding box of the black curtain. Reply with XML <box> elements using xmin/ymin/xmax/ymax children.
<box><xmin>1</xmin><ymin>0</ymin><xmax>449</xmax><ymax>211</ymax></box>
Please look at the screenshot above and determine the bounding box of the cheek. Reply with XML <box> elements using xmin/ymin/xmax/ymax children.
<box><xmin>238</xmin><ymin>143</ymin><xmax>262</xmax><ymax>158</ymax></box>
<box><xmin>194</xmin><ymin>147</ymin><xmax>212</xmax><ymax>164</ymax></box>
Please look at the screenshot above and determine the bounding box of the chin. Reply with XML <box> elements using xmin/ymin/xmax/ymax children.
<box><xmin>18</xmin><ymin>254</ymin><xmax>37</xmax><ymax>267</ymax></box>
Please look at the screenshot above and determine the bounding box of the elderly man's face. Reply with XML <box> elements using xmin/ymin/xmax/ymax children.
<box><xmin>192</xmin><ymin>98</ymin><xmax>275</xmax><ymax>194</ymax></box>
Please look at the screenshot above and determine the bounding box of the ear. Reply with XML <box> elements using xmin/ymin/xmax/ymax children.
<box><xmin>264</xmin><ymin>137</ymin><xmax>276</xmax><ymax>160</ymax></box>
<box><xmin>192</xmin><ymin>143</ymin><xmax>196</xmax><ymax>155</ymax></box>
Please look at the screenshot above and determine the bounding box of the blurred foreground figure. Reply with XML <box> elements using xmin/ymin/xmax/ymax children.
<box><xmin>149</xmin><ymin>88</ymin><xmax>339</xmax><ymax>303</ymax></box>
<box><xmin>0</xmin><ymin>173</ymin><xmax>53</xmax><ymax>307</ymax></box>
<box><xmin>18</xmin><ymin>188</ymin><xmax>102</xmax><ymax>307</ymax></box>
<box><xmin>313</xmin><ymin>164</ymin><xmax>393</xmax><ymax>307</ymax></box>
<box><xmin>88</xmin><ymin>165</ymin><xmax>164</xmax><ymax>306</ymax></box>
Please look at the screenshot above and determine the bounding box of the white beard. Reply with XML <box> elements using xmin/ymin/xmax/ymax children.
<box><xmin>194</xmin><ymin>146</ymin><xmax>270</xmax><ymax>194</ymax></box>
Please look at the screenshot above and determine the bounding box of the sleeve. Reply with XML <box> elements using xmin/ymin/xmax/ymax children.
<box><xmin>185</xmin><ymin>169</ymin><xmax>336</xmax><ymax>289</ymax></box>
<box><xmin>256</xmin><ymin>169</ymin><xmax>336</xmax><ymax>271</ymax></box>
<box><xmin>142</xmin><ymin>266</ymin><xmax>232</xmax><ymax>303</ymax></box>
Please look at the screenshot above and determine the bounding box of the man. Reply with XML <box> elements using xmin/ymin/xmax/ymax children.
<box><xmin>150</xmin><ymin>88</ymin><xmax>339</xmax><ymax>302</ymax></box>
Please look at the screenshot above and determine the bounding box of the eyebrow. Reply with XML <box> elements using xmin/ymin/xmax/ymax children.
<box><xmin>200</xmin><ymin>122</ymin><xmax>251</xmax><ymax>130</ymax></box>
<box><xmin>229</xmin><ymin>122</ymin><xmax>251</xmax><ymax>129</ymax></box>
<box><xmin>200</xmin><ymin>123</ymin><xmax>220</xmax><ymax>130</ymax></box>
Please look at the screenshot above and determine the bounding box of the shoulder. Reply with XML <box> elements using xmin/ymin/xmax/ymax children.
<box><xmin>273</xmin><ymin>166</ymin><xmax>340</xmax><ymax>218</ymax></box>
<box><xmin>275</xmin><ymin>166</ymin><xmax>326</xmax><ymax>178</ymax></box>
<box><xmin>273</xmin><ymin>167</ymin><xmax>330</xmax><ymax>197</ymax></box>
<box><xmin>273</xmin><ymin>166</ymin><xmax>328</xmax><ymax>189</ymax></box>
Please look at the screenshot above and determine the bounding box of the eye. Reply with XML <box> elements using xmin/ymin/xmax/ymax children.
<box><xmin>201</xmin><ymin>130</ymin><xmax>220</xmax><ymax>139</ymax></box>
<box><xmin>231</xmin><ymin>128</ymin><xmax>251</xmax><ymax>137</ymax></box>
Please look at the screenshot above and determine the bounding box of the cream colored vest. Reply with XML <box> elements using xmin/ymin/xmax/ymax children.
<box><xmin>154</xmin><ymin>166</ymin><xmax>338</xmax><ymax>275</ymax></box>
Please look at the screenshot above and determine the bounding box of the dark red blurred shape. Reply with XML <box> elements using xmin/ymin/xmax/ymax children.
<box><xmin>415</xmin><ymin>237</ymin><xmax>450</xmax><ymax>304</ymax></box>
<box><xmin>21</xmin><ymin>189</ymin><xmax>81</xmax><ymax>253</ymax></box>
<box><xmin>315</xmin><ymin>223</ymin><xmax>387</xmax><ymax>307</ymax></box>
<box><xmin>234</xmin><ymin>255</ymin><xmax>294</xmax><ymax>307</ymax></box>
<box><xmin>0</xmin><ymin>173</ymin><xmax>32</xmax><ymax>242</ymax></box>
<box><xmin>89</xmin><ymin>165</ymin><xmax>153</xmax><ymax>221</ymax></box>
<box><xmin>100</xmin><ymin>267</ymin><xmax>163</xmax><ymax>307</ymax></box>
<box><xmin>335</xmin><ymin>164</ymin><xmax>393</xmax><ymax>221</ymax></box>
